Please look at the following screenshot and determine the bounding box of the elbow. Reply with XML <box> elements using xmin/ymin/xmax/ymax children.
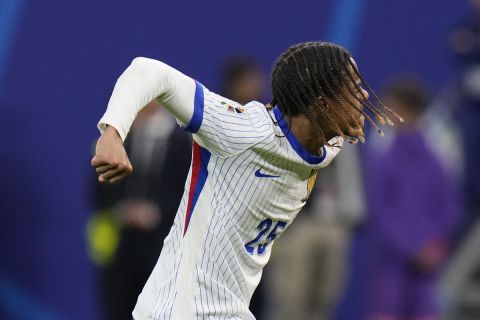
<box><xmin>130</xmin><ymin>57</ymin><xmax>167</xmax><ymax>74</ymax></box>
<box><xmin>131</xmin><ymin>56</ymin><xmax>157</xmax><ymax>66</ymax></box>
<box><xmin>127</xmin><ymin>57</ymin><xmax>171</xmax><ymax>87</ymax></box>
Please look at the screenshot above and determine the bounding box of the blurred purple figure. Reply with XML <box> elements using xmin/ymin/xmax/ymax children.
<box><xmin>363</xmin><ymin>79</ymin><xmax>461</xmax><ymax>320</ymax></box>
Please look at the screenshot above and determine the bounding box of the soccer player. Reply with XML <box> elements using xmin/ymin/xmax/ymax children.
<box><xmin>92</xmin><ymin>41</ymin><xmax>399</xmax><ymax>319</ymax></box>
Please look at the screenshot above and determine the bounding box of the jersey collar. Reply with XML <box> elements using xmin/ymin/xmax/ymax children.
<box><xmin>272</xmin><ymin>107</ymin><xmax>326</xmax><ymax>165</ymax></box>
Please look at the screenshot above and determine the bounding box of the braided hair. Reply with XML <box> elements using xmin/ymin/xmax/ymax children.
<box><xmin>270</xmin><ymin>41</ymin><xmax>402</xmax><ymax>144</ymax></box>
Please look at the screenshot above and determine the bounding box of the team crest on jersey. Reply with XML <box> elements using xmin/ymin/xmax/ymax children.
<box><xmin>221</xmin><ymin>101</ymin><xmax>245</xmax><ymax>114</ymax></box>
<box><xmin>302</xmin><ymin>169</ymin><xmax>318</xmax><ymax>202</ymax></box>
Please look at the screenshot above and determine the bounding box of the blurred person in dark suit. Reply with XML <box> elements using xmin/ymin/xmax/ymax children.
<box><xmin>363</xmin><ymin>79</ymin><xmax>462</xmax><ymax>320</ymax></box>
<box><xmin>450</xmin><ymin>0</ymin><xmax>480</xmax><ymax>219</ymax></box>
<box><xmin>436</xmin><ymin>3</ymin><xmax>480</xmax><ymax>317</ymax></box>
<box><xmin>90</xmin><ymin>102</ymin><xmax>191</xmax><ymax>320</ymax></box>
<box><xmin>221</xmin><ymin>57</ymin><xmax>265</xmax><ymax>105</ymax></box>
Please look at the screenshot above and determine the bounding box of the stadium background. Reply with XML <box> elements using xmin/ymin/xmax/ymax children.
<box><xmin>0</xmin><ymin>0</ymin><xmax>469</xmax><ymax>319</ymax></box>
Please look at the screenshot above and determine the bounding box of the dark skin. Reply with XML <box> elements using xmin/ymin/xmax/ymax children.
<box><xmin>92</xmin><ymin>126</ymin><xmax>132</xmax><ymax>184</ymax></box>
<box><xmin>92</xmin><ymin>63</ymin><xmax>368</xmax><ymax>183</ymax></box>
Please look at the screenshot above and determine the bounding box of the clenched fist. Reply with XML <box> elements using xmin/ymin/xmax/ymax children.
<box><xmin>91</xmin><ymin>126</ymin><xmax>133</xmax><ymax>184</ymax></box>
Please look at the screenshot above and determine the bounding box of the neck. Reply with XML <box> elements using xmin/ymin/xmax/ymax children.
<box><xmin>284</xmin><ymin>114</ymin><xmax>334</xmax><ymax>156</ymax></box>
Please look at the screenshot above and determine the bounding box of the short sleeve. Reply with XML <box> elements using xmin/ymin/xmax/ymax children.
<box><xmin>181</xmin><ymin>82</ymin><xmax>273</xmax><ymax>157</ymax></box>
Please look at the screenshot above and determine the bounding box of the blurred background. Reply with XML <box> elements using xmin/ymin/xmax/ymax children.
<box><xmin>0</xmin><ymin>0</ymin><xmax>477</xmax><ymax>319</ymax></box>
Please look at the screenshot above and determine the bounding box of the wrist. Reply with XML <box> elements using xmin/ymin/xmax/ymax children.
<box><xmin>104</xmin><ymin>125</ymin><xmax>123</xmax><ymax>141</ymax></box>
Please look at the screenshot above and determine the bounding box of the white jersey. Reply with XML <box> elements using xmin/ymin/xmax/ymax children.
<box><xmin>98</xmin><ymin>58</ymin><xmax>343</xmax><ymax>320</ymax></box>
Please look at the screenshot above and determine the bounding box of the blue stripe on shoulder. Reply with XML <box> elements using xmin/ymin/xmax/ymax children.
<box><xmin>183</xmin><ymin>80</ymin><xmax>204</xmax><ymax>133</ymax></box>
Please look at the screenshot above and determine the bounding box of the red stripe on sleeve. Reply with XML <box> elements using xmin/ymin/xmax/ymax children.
<box><xmin>184</xmin><ymin>141</ymin><xmax>201</xmax><ymax>236</ymax></box>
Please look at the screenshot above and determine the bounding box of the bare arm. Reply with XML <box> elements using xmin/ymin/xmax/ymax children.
<box><xmin>91</xmin><ymin>126</ymin><xmax>132</xmax><ymax>183</ymax></box>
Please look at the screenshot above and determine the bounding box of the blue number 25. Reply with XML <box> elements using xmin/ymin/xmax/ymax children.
<box><xmin>245</xmin><ymin>218</ymin><xmax>287</xmax><ymax>255</ymax></box>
